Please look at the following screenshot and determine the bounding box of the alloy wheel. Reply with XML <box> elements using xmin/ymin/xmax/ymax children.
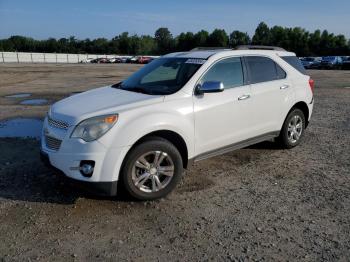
<box><xmin>287</xmin><ymin>115</ymin><xmax>303</xmax><ymax>143</ymax></box>
<box><xmin>131</xmin><ymin>151</ymin><xmax>175</xmax><ymax>193</ymax></box>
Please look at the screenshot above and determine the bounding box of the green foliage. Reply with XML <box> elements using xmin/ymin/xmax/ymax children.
<box><xmin>154</xmin><ymin>27</ymin><xmax>174</xmax><ymax>54</ymax></box>
<box><xmin>208</xmin><ymin>29</ymin><xmax>229</xmax><ymax>47</ymax></box>
<box><xmin>252</xmin><ymin>22</ymin><xmax>271</xmax><ymax>45</ymax></box>
<box><xmin>0</xmin><ymin>24</ymin><xmax>349</xmax><ymax>56</ymax></box>
<box><xmin>229</xmin><ymin>31</ymin><xmax>251</xmax><ymax>47</ymax></box>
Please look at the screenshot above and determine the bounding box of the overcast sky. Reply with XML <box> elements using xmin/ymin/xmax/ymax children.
<box><xmin>1</xmin><ymin>0</ymin><xmax>349</xmax><ymax>39</ymax></box>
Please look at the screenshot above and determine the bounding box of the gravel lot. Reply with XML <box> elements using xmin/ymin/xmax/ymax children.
<box><xmin>0</xmin><ymin>64</ymin><xmax>349</xmax><ymax>261</ymax></box>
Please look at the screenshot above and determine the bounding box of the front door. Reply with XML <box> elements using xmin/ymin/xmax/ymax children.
<box><xmin>193</xmin><ymin>57</ymin><xmax>252</xmax><ymax>156</ymax></box>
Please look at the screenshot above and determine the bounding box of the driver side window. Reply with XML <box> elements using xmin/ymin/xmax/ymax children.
<box><xmin>201</xmin><ymin>57</ymin><xmax>244</xmax><ymax>89</ymax></box>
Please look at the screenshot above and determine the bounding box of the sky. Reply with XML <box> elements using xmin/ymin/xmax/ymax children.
<box><xmin>0</xmin><ymin>0</ymin><xmax>349</xmax><ymax>40</ymax></box>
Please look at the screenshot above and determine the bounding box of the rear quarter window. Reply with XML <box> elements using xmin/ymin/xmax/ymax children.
<box><xmin>281</xmin><ymin>56</ymin><xmax>307</xmax><ymax>74</ymax></box>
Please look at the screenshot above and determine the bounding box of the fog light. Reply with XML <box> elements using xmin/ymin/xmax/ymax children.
<box><xmin>80</xmin><ymin>161</ymin><xmax>95</xmax><ymax>177</ymax></box>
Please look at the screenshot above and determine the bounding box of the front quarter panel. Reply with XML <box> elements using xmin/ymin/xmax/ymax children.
<box><xmin>97</xmin><ymin>95</ymin><xmax>195</xmax><ymax>181</ymax></box>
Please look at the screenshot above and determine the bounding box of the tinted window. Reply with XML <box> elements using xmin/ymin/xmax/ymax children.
<box><xmin>201</xmin><ymin>57</ymin><xmax>244</xmax><ymax>89</ymax></box>
<box><xmin>276</xmin><ymin>63</ymin><xmax>287</xmax><ymax>79</ymax></box>
<box><xmin>281</xmin><ymin>56</ymin><xmax>306</xmax><ymax>74</ymax></box>
<box><xmin>245</xmin><ymin>56</ymin><xmax>285</xmax><ymax>84</ymax></box>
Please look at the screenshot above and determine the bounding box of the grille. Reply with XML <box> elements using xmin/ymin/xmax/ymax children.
<box><xmin>45</xmin><ymin>135</ymin><xmax>62</xmax><ymax>151</ymax></box>
<box><xmin>48</xmin><ymin>117</ymin><xmax>69</xmax><ymax>130</ymax></box>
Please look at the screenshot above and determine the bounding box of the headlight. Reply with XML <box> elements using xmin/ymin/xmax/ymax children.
<box><xmin>71</xmin><ymin>114</ymin><xmax>118</xmax><ymax>142</ymax></box>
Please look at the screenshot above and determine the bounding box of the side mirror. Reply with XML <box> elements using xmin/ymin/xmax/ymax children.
<box><xmin>195</xmin><ymin>81</ymin><xmax>224</xmax><ymax>95</ymax></box>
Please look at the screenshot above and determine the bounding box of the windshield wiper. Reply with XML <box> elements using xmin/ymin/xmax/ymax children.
<box><xmin>114</xmin><ymin>84</ymin><xmax>152</xmax><ymax>95</ymax></box>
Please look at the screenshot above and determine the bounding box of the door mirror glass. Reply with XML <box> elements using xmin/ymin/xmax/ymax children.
<box><xmin>196</xmin><ymin>81</ymin><xmax>224</xmax><ymax>94</ymax></box>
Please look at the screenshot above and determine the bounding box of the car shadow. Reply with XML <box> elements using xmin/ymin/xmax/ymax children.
<box><xmin>0</xmin><ymin>163</ymin><xmax>135</xmax><ymax>204</ymax></box>
<box><xmin>0</xmin><ymin>138</ymin><xmax>134</xmax><ymax>205</ymax></box>
<box><xmin>245</xmin><ymin>140</ymin><xmax>282</xmax><ymax>150</ymax></box>
<box><xmin>0</xmin><ymin>138</ymin><xmax>281</xmax><ymax>205</ymax></box>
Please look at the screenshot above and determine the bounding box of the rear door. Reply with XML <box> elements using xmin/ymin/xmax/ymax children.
<box><xmin>244</xmin><ymin>56</ymin><xmax>294</xmax><ymax>135</ymax></box>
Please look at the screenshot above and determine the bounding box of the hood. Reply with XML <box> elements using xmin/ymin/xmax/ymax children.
<box><xmin>50</xmin><ymin>86</ymin><xmax>164</xmax><ymax>125</ymax></box>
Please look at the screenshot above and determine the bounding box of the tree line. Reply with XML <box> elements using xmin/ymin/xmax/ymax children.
<box><xmin>1</xmin><ymin>22</ymin><xmax>349</xmax><ymax>57</ymax></box>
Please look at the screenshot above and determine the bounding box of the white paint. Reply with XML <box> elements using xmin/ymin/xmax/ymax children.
<box><xmin>41</xmin><ymin>48</ymin><xmax>314</xmax><ymax>193</ymax></box>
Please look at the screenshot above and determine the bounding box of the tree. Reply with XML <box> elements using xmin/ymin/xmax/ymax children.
<box><xmin>193</xmin><ymin>30</ymin><xmax>209</xmax><ymax>47</ymax></box>
<box><xmin>176</xmin><ymin>32</ymin><xmax>195</xmax><ymax>51</ymax></box>
<box><xmin>252</xmin><ymin>22</ymin><xmax>271</xmax><ymax>45</ymax></box>
<box><xmin>154</xmin><ymin>27</ymin><xmax>174</xmax><ymax>54</ymax></box>
<box><xmin>208</xmin><ymin>29</ymin><xmax>228</xmax><ymax>47</ymax></box>
<box><xmin>117</xmin><ymin>32</ymin><xmax>131</xmax><ymax>54</ymax></box>
<box><xmin>138</xmin><ymin>35</ymin><xmax>156</xmax><ymax>55</ymax></box>
<box><xmin>229</xmin><ymin>31</ymin><xmax>250</xmax><ymax>47</ymax></box>
<box><xmin>0</xmin><ymin>23</ymin><xmax>349</xmax><ymax>56</ymax></box>
<box><xmin>308</xmin><ymin>30</ymin><xmax>321</xmax><ymax>56</ymax></box>
<box><xmin>287</xmin><ymin>27</ymin><xmax>310</xmax><ymax>56</ymax></box>
<box><xmin>269</xmin><ymin>26</ymin><xmax>289</xmax><ymax>49</ymax></box>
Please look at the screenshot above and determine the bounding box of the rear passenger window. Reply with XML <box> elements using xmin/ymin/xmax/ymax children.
<box><xmin>245</xmin><ymin>56</ymin><xmax>286</xmax><ymax>84</ymax></box>
<box><xmin>201</xmin><ymin>57</ymin><xmax>244</xmax><ymax>89</ymax></box>
<box><xmin>281</xmin><ymin>56</ymin><xmax>306</xmax><ymax>74</ymax></box>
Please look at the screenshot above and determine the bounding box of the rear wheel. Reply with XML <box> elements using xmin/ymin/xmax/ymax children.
<box><xmin>121</xmin><ymin>137</ymin><xmax>183</xmax><ymax>200</ymax></box>
<box><xmin>278</xmin><ymin>108</ymin><xmax>306</xmax><ymax>149</ymax></box>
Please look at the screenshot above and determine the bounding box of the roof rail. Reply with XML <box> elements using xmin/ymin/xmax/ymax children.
<box><xmin>235</xmin><ymin>45</ymin><xmax>286</xmax><ymax>51</ymax></box>
<box><xmin>190</xmin><ymin>47</ymin><xmax>231</xmax><ymax>51</ymax></box>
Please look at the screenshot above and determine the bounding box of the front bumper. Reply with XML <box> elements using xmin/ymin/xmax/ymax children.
<box><xmin>40</xmin><ymin>117</ymin><xmax>131</xmax><ymax>196</ymax></box>
<box><xmin>40</xmin><ymin>150</ymin><xmax>118</xmax><ymax>196</ymax></box>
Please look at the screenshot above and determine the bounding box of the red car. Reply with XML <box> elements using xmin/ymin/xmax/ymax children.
<box><xmin>137</xmin><ymin>56</ymin><xmax>153</xmax><ymax>64</ymax></box>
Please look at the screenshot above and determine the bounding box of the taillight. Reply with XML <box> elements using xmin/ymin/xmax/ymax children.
<box><xmin>309</xmin><ymin>78</ymin><xmax>315</xmax><ymax>93</ymax></box>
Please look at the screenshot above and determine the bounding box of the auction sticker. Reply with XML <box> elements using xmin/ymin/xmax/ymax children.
<box><xmin>185</xmin><ymin>59</ymin><xmax>206</xmax><ymax>64</ymax></box>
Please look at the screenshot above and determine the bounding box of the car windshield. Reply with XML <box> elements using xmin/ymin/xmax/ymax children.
<box><xmin>114</xmin><ymin>58</ymin><xmax>204</xmax><ymax>95</ymax></box>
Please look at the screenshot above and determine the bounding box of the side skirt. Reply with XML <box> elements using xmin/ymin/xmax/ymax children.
<box><xmin>192</xmin><ymin>131</ymin><xmax>280</xmax><ymax>163</ymax></box>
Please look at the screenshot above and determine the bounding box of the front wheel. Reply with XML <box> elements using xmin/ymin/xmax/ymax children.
<box><xmin>278</xmin><ymin>108</ymin><xmax>306</xmax><ymax>149</ymax></box>
<box><xmin>121</xmin><ymin>137</ymin><xmax>183</xmax><ymax>200</ymax></box>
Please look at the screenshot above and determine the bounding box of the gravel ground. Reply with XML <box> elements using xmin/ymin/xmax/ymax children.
<box><xmin>0</xmin><ymin>64</ymin><xmax>349</xmax><ymax>261</ymax></box>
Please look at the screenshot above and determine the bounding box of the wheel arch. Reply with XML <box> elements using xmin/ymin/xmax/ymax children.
<box><xmin>124</xmin><ymin>130</ymin><xmax>189</xmax><ymax>169</ymax></box>
<box><xmin>285</xmin><ymin>101</ymin><xmax>310</xmax><ymax>128</ymax></box>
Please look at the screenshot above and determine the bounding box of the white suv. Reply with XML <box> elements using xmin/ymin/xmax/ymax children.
<box><xmin>40</xmin><ymin>46</ymin><xmax>314</xmax><ymax>200</ymax></box>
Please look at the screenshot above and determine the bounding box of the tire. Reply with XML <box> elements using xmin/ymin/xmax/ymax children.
<box><xmin>120</xmin><ymin>137</ymin><xmax>183</xmax><ymax>201</ymax></box>
<box><xmin>278</xmin><ymin>108</ymin><xmax>306</xmax><ymax>149</ymax></box>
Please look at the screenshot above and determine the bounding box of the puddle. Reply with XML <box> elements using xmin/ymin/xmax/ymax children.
<box><xmin>20</xmin><ymin>99</ymin><xmax>48</xmax><ymax>105</ymax></box>
<box><xmin>5</xmin><ymin>93</ymin><xmax>32</xmax><ymax>98</ymax></box>
<box><xmin>0</xmin><ymin>118</ymin><xmax>43</xmax><ymax>138</ymax></box>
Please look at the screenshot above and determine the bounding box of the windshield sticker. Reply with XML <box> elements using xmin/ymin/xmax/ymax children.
<box><xmin>185</xmin><ymin>59</ymin><xmax>206</xmax><ymax>65</ymax></box>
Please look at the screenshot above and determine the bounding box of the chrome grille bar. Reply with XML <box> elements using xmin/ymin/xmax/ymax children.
<box><xmin>48</xmin><ymin>116</ymin><xmax>69</xmax><ymax>130</ymax></box>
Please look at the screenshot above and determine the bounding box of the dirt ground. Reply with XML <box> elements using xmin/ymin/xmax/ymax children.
<box><xmin>0</xmin><ymin>64</ymin><xmax>350</xmax><ymax>261</ymax></box>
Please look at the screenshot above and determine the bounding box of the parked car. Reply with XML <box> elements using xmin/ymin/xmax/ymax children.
<box><xmin>126</xmin><ymin>56</ymin><xmax>139</xmax><ymax>63</ymax></box>
<box><xmin>90</xmin><ymin>58</ymin><xmax>111</xmax><ymax>64</ymax></box>
<box><xmin>79</xmin><ymin>58</ymin><xmax>94</xmax><ymax>64</ymax></box>
<box><xmin>120</xmin><ymin>57</ymin><xmax>129</xmax><ymax>63</ymax></box>
<box><xmin>341</xmin><ymin>57</ymin><xmax>350</xmax><ymax>70</ymax></box>
<box><xmin>320</xmin><ymin>56</ymin><xmax>343</xmax><ymax>69</ymax></box>
<box><xmin>107</xmin><ymin>57</ymin><xmax>119</xmax><ymax>63</ymax></box>
<box><xmin>41</xmin><ymin>46</ymin><xmax>314</xmax><ymax>200</ymax></box>
<box><xmin>137</xmin><ymin>56</ymin><xmax>153</xmax><ymax>64</ymax></box>
<box><xmin>301</xmin><ymin>57</ymin><xmax>321</xmax><ymax>69</ymax></box>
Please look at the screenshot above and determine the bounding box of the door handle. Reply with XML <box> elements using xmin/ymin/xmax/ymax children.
<box><xmin>280</xmin><ymin>84</ymin><xmax>289</xmax><ymax>90</ymax></box>
<box><xmin>238</xmin><ymin>94</ymin><xmax>250</xmax><ymax>101</ymax></box>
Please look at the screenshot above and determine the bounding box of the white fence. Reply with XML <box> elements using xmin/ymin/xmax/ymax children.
<box><xmin>0</xmin><ymin>52</ymin><xmax>122</xmax><ymax>63</ymax></box>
